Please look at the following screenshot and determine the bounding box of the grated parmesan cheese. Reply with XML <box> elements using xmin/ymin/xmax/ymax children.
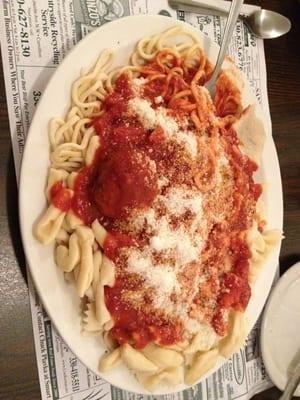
<box><xmin>149</xmin><ymin>217</ymin><xmax>201</xmax><ymax>264</ymax></box>
<box><xmin>176</xmin><ymin>131</ymin><xmax>198</xmax><ymax>158</ymax></box>
<box><xmin>186</xmin><ymin>320</ymin><xmax>219</xmax><ymax>348</ymax></box>
<box><xmin>128</xmin><ymin>97</ymin><xmax>198</xmax><ymax>158</ymax></box>
<box><xmin>125</xmin><ymin>209</ymin><xmax>204</xmax><ymax>315</ymax></box>
<box><xmin>132</xmin><ymin>77</ymin><xmax>146</xmax><ymax>94</ymax></box>
<box><xmin>216</xmin><ymin>150</ymin><xmax>230</xmax><ymax>186</ymax></box>
<box><xmin>160</xmin><ymin>187</ymin><xmax>203</xmax><ymax>216</ymax></box>
<box><xmin>127</xmin><ymin>248</ymin><xmax>180</xmax><ymax>296</ymax></box>
<box><xmin>126</xmin><ymin>184</ymin><xmax>205</xmax><ymax>314</ymax></box>
<box><xmin>128</xmin><ymin>98</ymin><xmax>157</xmax><ymax>130</ymax></box>
<box><xmin>130</xmin><ymin>208</ymin><xmax>157</xmax><ymax>231</ymax></box>
<box><xmin>157</xmin><ymin>176</ymin><xmax>169</xmax><ymax>190</ymax></box>
<box><xmin>123</xmin><ymin>92</ymin><xmax>229</xmax><ymax>337</ymax></box>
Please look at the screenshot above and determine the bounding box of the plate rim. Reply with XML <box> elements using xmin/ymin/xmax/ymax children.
<box><xmin>260</xmin><ymin>261</ymin><xmax>300</xmax><ymax>395</ymax></box>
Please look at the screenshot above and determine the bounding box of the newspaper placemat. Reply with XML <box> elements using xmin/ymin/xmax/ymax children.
<box><xmin>0</xmin><ymin>1</ymin><xmax>274</xmax><ymax>399</ymax></box>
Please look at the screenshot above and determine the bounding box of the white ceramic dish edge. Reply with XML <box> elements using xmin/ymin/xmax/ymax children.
<box><xmin>260</xmin><ymin>262</ymin><xmax>300</xmax><ymax>396</ymax></box>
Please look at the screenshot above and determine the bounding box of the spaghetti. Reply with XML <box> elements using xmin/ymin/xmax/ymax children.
<box><xmin>34</xmin><ymin>25</ymin><xmax>280</xmax><ymax>390</ymax></box>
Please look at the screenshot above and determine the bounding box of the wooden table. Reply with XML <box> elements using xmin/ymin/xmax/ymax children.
<box><xmin>0</xmin><ymin>1</ymin><xmax>299</xmax><ymax>399</ymax></box>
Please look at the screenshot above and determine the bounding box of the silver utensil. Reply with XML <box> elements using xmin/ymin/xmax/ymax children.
<box><xmin>168</xmin><ymin>0</ymin><xmax>291</xmax><ymax>39</ymax></box>
<box><xmin>278</xmin><ymin>357</ymin><xmax>300</xmax><ymax>400</ymax></box>
<box><xmin>204</xmin><ymin>0</ymin><xmax>244</xmax><ymax>95</ymax></box>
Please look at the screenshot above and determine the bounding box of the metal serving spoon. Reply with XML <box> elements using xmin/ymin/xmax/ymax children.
<box><xmin>168</xmin><ymin>0</ymin><xmax>291</xmax><ymax>39</ymax></box>
<box><xmin>205</xmin><ymin>0</ymin><xmax>244</xmax><ymax>94</ymax></box>
<box><xmin>278</xmin><ymin>357</ymin><xmax>300</xmax><ymax>400</ymax></box>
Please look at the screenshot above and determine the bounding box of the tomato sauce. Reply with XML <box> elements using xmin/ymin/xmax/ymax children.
<box><xmin>67</xmin><ymin>74</ymin><xmax>158</xmax><ymax>226</ymax></box>
<box><xmin>105</xmin><ymin>278</ymin><xmax>183</xmax><ymax>349</ymax></box>
<box><xmin>48</xmin><ymin>74</ymin><xmax>181</xmax><ymax>348</ymax></box>
<box><xmin>103</xmin><ymin>232</ymin><xmax>135</xmax><ymax>262</ymax></box>
<box><xmin>48</xmin><ymin>69</ymin><xmax>263</xmax><ymax>343</ymax></box>
<box><xmin>50</xmin><ymin>181</ymin><xmax>73</xmax><ymax>212</ymax></box>
<box><xmin>214</xmin><ymin>71</ymin><xmax>242</xmax><ymax>118</ymax></box>
<box><xmin>209</xmin><ymin>126</ymin><xmax>260</xmax><ymax>336</ymax></box>
<box><xmin>92</xmin><ymin>147</ymin><xmax>157</xmax><ymax>219</ymax></box>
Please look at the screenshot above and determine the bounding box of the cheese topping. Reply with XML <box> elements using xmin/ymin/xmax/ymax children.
<box><xmin>128</xmin><ymin>97</ymin><xmax>198</xmax><ymax>158</ymax></box>
<box><xmin>100</xmin><ymin>78</ymin><xmax>255</xmax><ymax>343</ymax></box>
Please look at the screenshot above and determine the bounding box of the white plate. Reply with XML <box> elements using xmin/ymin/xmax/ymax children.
<box><xmin>19</xmin><ymin>15</ymin><xmax>283</xmax><ymax>394</ymax></box>
<box><xmin>261</xmin><ymin>262</ymin><xmax>300</xmax><ymax>396</ymax></box>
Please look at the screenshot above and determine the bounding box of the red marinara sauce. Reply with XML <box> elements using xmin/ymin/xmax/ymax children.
<box><xmin>210</xmin><ymin>126</ymin><xmax>262</xmax><ymax>337</ymax></box>
<box><xmin>48</xmin><ymin>71</ymin><xmax>263</xmax><ymax>344</ymax></box>
<box><xmin>50</xmin><ymin>181</ymin><xmax>73</xmax><ymax>212</ymax></box>
<box><xmin>92</xmin><ymin>147</ymin><xmax>157</xmax><ymax>219</ymax></box>
<box><xmin>70</xmin><ymin>74</ymin><xmax>158</xmax><ymax>225</ymax></box>
<box><xmin>105</xmin><ymin>278</ymin><xmax>183</xmax><ymax>349</ymax></box>
<box><xmin>103</xmin><ymin>232</ymin><xmax>135</xmax><ymax>262</ymax></box>
<box><xmin>50</xmin><ymin>74</ymin><xmax>179</xmax><ymax>349</ymax></box>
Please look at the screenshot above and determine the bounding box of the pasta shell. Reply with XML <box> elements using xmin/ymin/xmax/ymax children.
<box><xmin>99</xmin><ymin>348</ymin><xmax>122</xmax><ymax>372</ymax></box>
<box><xmin>82</xmin><ymin>302</ymin><xmax>102</xmax><ymax>335</ymax></box>
<box><xmin>92</xmin><ymin>219</ymin><xmax>107</xmax><ymax>248</ymax></box>
<box><xmin>136</xmin><ymin>372</ymin><xmax>161</xmax><ymax>392</ymax></box>
<box><xmin>142</xmin><ymin>343</ymin><xmax>183</xmax><ymax>368</ymax></box>
<box><xmin>100</xmin><ymin>255</ymin><xmax>115</xmax><ymax>287</ymax></box>
<box><xmin>185</xmin><ymin>348</ymin><xmax>218</xmax><ymax>385</ymax></box>
<box><xmin>161</xmin><ymin>366</ymin><xmax>184</xmax><ymax>385</ymax></box>
<box><xmin>218</xmin><ymin>311</ymin><xmax>246</xmax><ymax>358</ymax></box>
<box><xmin>34</xmin><ymin>205</ymin><xmax>66</xmax><ymax>245</ymax></box>
<box><xmin>121</xmin><ymin>344</ymin><xmax>159</xmax><ymax>373</ymax></box>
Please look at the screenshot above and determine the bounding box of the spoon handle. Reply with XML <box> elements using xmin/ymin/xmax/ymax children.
<box><xmin>168</xmin><ymin>0</ymin><xmax>249</xmax><ymax>17</ymax></box>
<box><xmin>278</xmin><ymin>359</ymin><xmax>300</xmax><ymax>400</ymax></box>
<box><xmin>168</xmin><ymin>0</ymin><xmax>230</xmax><ymax>16</ymax></box>
<box><xmin>205</xmin><ymin>0</ymin><xmax>244</xmax><ymax>94</ymax></box>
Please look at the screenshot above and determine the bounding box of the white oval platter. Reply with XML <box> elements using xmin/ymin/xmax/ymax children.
<box><xmin>19</xmin><ymin>15</ymin><xmax>283</xmax><ymax>395</ymax></box>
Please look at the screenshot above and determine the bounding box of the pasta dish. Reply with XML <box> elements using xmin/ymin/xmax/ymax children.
<box><xmin>34</xmin><ymin>25</ymin><xmax>280</xmax><ymax>390</ymax></box>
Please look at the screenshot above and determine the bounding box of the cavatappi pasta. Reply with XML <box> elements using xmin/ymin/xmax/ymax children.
<box><xmin>34</xmin><ymin>25</ymin><xmax>282</xmax><ymax>390</ymax></box>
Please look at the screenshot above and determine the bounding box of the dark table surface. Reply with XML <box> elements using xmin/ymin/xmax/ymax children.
<box><xmin>1</xmin><ymin>1</ymin><xmax>299</xmax><ymax>399</ymax></box>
